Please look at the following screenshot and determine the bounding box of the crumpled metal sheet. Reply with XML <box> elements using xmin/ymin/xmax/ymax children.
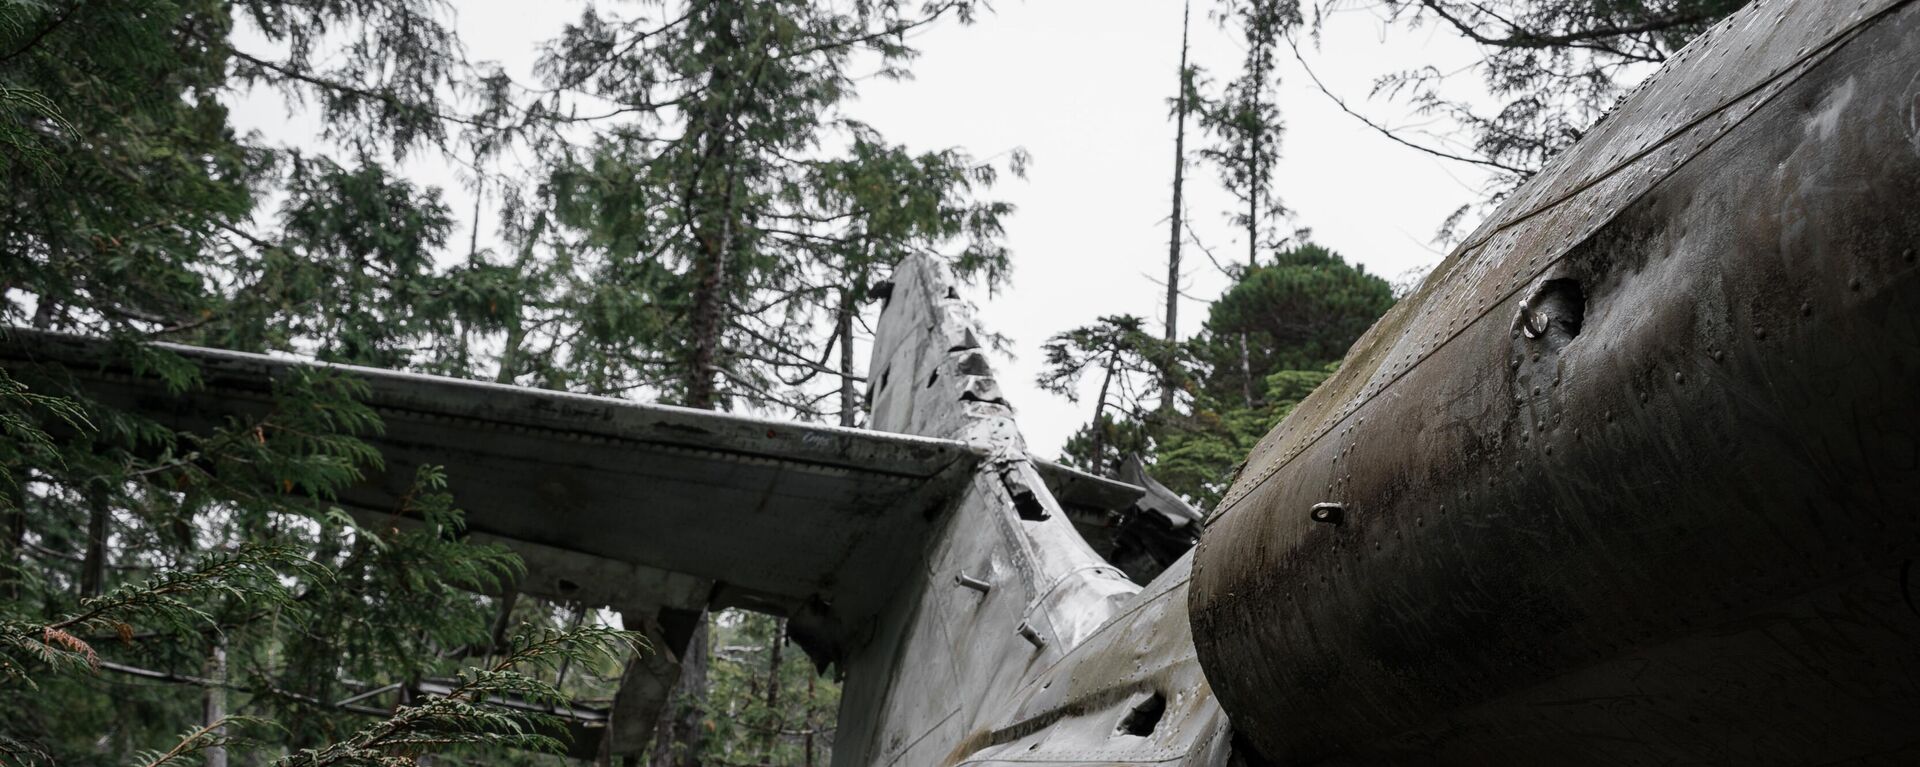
<box><xmin>838</xmin><ymin>256</ymin><xmax>1233</xmax><ymax>767</ymax></box>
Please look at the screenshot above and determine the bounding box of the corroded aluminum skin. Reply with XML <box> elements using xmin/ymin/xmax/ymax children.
<box><xmin>1189</xmin><ymin>0</ymin><xmax>1920</xmax><ymax>763</ymax></box>
<box><xmin>835</xmin><ymin>257</ymin><xmax>1234</xmax><ymax>766</ymax></box>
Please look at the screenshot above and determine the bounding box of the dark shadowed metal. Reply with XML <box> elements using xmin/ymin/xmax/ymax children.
<box><xmin>1189</xmin><ymin>0</ymin><xmax>1920</xmax><ymax>763</ymax></box>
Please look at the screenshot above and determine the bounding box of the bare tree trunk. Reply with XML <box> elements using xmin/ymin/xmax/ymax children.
<box><xmin>837</xmin><ymin>290</ymin><xmax>857</xmax><ymax>427</ymax></box>
<box><xmin>650</xmin><ymin>620</ymin><xmax>709</xmax><ymax>767</ymax></box>
<box><xmin>766</xmin><ymin>619</ymin><xmax>784</xmax><ymax>709</ymax></box>
<box><xmin>1161</xmin><ymin>1</ymin><xmax>1192</xmax><ymax>415</ymax></box>
<box><xmin>204</xmin><ymin>640</ymin><xmax>228</xmax><ymax>767</ymax></box>
<box><xmin>79</xmin><ymin>487</ymin><xmax>107</xmax><ymax>599</ymax></box>
<box><xmin>1247</xmin><ymin>144</ymin><xmax>1260</xmax><ymax>269</ymax></box>
<box><xmin>1239</xmin><ymin>333</ymin><xmax>1254</xmax><ymax>409</ymax></box>
<box><xmin>762</xmin><ymin>618</ymin><xmax>784</xmax><ymax>764</ymax></box>
<box><xmin>804</xmin><ymin>674</ymin><xmax>817</xmax><ymax>767</ymax></box>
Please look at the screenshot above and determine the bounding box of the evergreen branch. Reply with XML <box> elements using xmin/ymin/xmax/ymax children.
<box><xmin>1284</xmin><ymin>32</ymin><xmax>1529</xmax><ymax>175</ymax></box>
<box><xmin>0</xmin><ymin>0</ymin><xmax>82</xmax><ymax>65</ymax></box>
<box><xmin>1414</xmin><ymin>0</ymin><xmax>1708</xmax><ymax>52</ymax></box>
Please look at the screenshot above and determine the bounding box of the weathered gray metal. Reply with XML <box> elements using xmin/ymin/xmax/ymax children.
<box><xmin>831</xmin><ymin>254</ymin><xmax>1227</xmax><ymax>766</ymax></box>
<box><xmin>0</xmin><ymin>330</ymin><xmax>978</xmax><ymax>622</ymax></box>
<box><xmin>1189</xmin><ymin>0</ymin><xmax>1920</xmax><ymax>763</ymax></box>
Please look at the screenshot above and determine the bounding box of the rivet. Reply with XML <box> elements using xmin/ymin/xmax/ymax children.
<box><xmin>1754</xmin><ymin>327</ymin><xmax>1767</xmax><ymax>339</ymax></box>
<box><xmin>1711</xmin><ymin>349</ymin><xmax>1725</xmax><ymax>362</ymax></box>
<box><xmin>1674</xmin><ymin>371</ymin><xmax>1685</xmax><ymax>384</ymax></box>
<box><xmin>1800</xmin><ymin>301</ymin><xmax>1813</xmax><ymax>317</ymax></box>
<box><xmin>1849</xmin><ymin>277</ymin><xmax>1862</xmax><ymax>291</ymax></box>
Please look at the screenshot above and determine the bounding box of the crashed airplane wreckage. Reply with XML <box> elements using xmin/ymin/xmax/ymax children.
<box><xmin>7</xmin><ymin>0</ymin><xmax>1920</xmax><ymax>762</ymax></box>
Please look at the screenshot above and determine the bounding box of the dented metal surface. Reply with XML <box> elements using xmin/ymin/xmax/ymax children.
<box><xmin>1190</xmin><ymin>0</ymin><xmax>1920</xmax><ymax>763</ymax></box>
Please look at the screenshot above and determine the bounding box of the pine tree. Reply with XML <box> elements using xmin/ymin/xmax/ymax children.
<box><xmin>1200</xmin><ymin>0</ymin><xmax>1299</xmax><ymax>268</ymax></box>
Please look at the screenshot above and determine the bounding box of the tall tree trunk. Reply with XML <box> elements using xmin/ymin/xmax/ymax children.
<box><xmin>3</xmin><ymin>472</ymin><xmax>25</xmax><ymax>601</ymax></box>
<box><xmin>662</xmin><ymin>15</ymin><xmax>745</xmax><ymax>762</ymax></box>
<box><xmin>1239</xmin><ymin>333</ymin><xmax>1254</xmax><ymax>409</ymax></box>
<box><xmin>79</xmin><ymin>486</ymin><xmax>108</xmax><ymax>598</ymax></box>
<box><xmin>651</xmin><ymin>619</ymin><xmax>709</xmax><ymax>767</ymax></box>
<box><xmin>766</xmin><ymin>619</ymin><xmax>784</xmax><ymax>709</ymax></box>
<box><xmin>1161</xmin><ymin>1</ymin><xmax>1191</xmax><ymax>415</ymax></box>
<box><xmin>686</xmin><ymin>239</ymin><xmax>728</xmax><ymax>410</ymax></box>
<box><xmin>203</xmin><ymin>639</ymin><xmax>228</xmax><ymax>767</ymax></box>
<box><xmin>1247</xmin><ymin>135</ymin><xmax>1260</xmax><ymax>269</ymax></box>
<box><xmin>762</xmin><ymin>618</ymin><xmax>785</xmax><ymax>763</ymax></box>
<box><xmin>1089</xmin><ymin>351</ymin><xmax>1118</xmax><ymax>475</ymax></box>
<box><xmin>803</xmin><ymin>674</ymin><xmax>817</xmax><ymax>767</ymax></box>
<box><xmin>837</xmin><ymin>288</ymin><xmax>857</xmax><ymax>427</ymax></box>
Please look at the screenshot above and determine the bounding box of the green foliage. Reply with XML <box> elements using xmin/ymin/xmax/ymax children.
<box><xmin>1354</xmin><ymin>0</ymin><xmax>1744</xmax><ymax>220</ymax></box>
<box><xmin>1046</xmin><ymin>244</ymin><xmax>1392</xmax><ymax>509</ymax></box>
<box><xmin>2</xmin><ymin>0</ymin><xmax>993</xmax><ymax>763</ymax></box>
<box><xmin>277</xmin><ymin>625</ymin><xmax>642</xmax><ymax>767</ymax></box>
<box><xmin>702</xmin><ymin>613</ymin><xmax>839</xmax><ymax>766</ymax></box>
<box><xmin>1038</xmin><ymin>315</ymin><xmax>1181</xmax><ymax>475</ymax></box>
<box><xmin>1200</xmin><ymin>0</ymin><xmax>1301</xmax><ymax>265</ymax></box>
<box><xmin>1151</xmin><ymin>367</ymin><xmax>1330</xmax><ymax>509</ymax></box>
<box><xmin>527</xmin><ymin>0</ymin><xmax>1018</xmax><ymax>414</ymax></box>
<box><xmin>1195</xmin><ymin>243</ymin><xmax>1394</xmax><ymax>407</ymax></box>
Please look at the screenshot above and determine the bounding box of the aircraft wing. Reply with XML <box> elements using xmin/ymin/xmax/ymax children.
<box><xmin>0</xmin><ymin>328</ymin><xmax>981</xmax><ymax>622</ymax></box>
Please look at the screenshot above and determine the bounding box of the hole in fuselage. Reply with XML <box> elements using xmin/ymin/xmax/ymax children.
<box><xmin>1117</xmin><ymin>692</ymin><xmax>1166</xmax><ymax>737</ymax></box>
<box><xmin>1531</xmin><ymin>278</ymin><xmax>1585</xmax><ymax>348</ymax></box>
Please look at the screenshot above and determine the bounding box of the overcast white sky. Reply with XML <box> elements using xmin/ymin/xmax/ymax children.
<box><xmin>229</xmin><ymin>1</ymin><xmax>1508</xmax><ymax>459</ymax></box>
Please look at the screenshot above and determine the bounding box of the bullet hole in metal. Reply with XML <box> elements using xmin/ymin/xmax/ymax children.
<box><xmin>1117</xmin><ymin>693</ymin><xmax>1167</xmax><ymax>738</ymax></box>
<box><xmin>945</xmin><ymin>286</ymin><xmax>960</xmax><ymax>300</ymax></box>
<box><xmin>927</xmin><ymin>372</ymin><xmax>939</xmax><ymax>389</ymax></box>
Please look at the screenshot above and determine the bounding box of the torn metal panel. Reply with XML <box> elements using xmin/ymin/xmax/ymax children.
<box><xmin>837</xmin><ymin>255</ymin><xmax>1211</xmax><ymax>767</ymax></box>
